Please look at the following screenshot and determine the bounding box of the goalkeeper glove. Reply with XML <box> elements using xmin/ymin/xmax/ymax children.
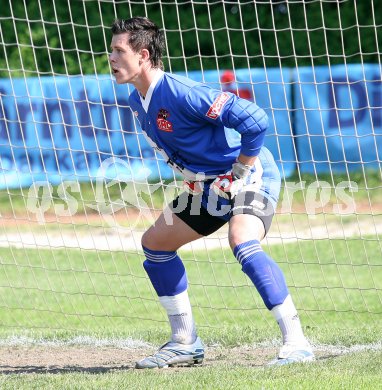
<box><xmin>211</xmin><ymin>160</ymin><xmax>253</xmax><ymax>199</ymax></box>
<box><xmin>183</xmin><ymin>179</ymin><xmax>204</xmax><ymax>195</ymax></box>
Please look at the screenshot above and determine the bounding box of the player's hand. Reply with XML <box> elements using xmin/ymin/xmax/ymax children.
<box><xmin>211</xmin><ymin>160</ymin><xmax>254</xmax><ymax>199</ymax></box>
<box><xmin>211</xmin><ymin>172</ymin><xmax>244</xmax><ymax>199</ymax></box>
<box><xmin>183</xmin><ymin>179</ymin><xmax>204</xmax><ymax>195</ymax></box>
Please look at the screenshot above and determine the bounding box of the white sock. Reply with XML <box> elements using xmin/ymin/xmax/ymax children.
<box><xmin>271</xmin><ymin>295</ymin><xmax>307</xmax><ymax>344</ymax></box>
<box><xmin>159</xmin><ymin>290</ymin><xmax>197</xmax><ymax>345</ymax></box>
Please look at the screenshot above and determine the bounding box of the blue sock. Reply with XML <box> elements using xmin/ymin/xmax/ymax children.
<box><xmin>142</xmin><ymin>246</ymin><xmax>188</xmax><ymax>297</ymax></box>
<box><xmin>234</xmin><ymin>240</ymin><xmax>289</xmax><ymax>310</ymax></box>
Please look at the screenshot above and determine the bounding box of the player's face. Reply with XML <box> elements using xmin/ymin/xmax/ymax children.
<box><xmin>109</xmin><ymin>33</ymin><xmax>142</xmax><ymax>84</ymax></box>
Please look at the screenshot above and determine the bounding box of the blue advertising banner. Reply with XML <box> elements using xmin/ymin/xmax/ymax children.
<box><xmin>0</xmin><ymin>69</ymin><xmax>294</xmax><ymax>189</ymax></box>
<box><xmin>3</xmin><ymin>65</ymin><xmax>379</xmax><ymax>190</ymax></box>
<box><xmin>0</xmin><ymin>75</ymin><xmax>175</xmax><ymax>189</ymax></box>
<box><xmin>294</xmin><ymin>64</ymin><xmax>382</xmax><ymax>174</ymax></box>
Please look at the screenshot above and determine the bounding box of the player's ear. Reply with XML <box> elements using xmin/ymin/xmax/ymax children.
<box><xmin>140</xmin><ymin>49</ymin><xmax>150</xmax><ymax>63</ymax></box>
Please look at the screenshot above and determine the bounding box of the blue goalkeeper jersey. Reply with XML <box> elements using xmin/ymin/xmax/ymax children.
<box><xmin>128</xmin><ymin>70</ymin><xmax>280</xmax><ymax>201</ymax></box>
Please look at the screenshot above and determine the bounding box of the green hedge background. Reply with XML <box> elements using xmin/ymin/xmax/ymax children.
<box><xmin>1</xmin><ymin>0</ymin><xmax>380</xmax><ymax>78</ymax></box>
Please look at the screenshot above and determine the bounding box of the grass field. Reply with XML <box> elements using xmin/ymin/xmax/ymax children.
<box><xmin>0</xmin><ymin>237</ymin><xmax>381</xmax><ymax>388</ymax></box>
<box><xmin>1</xmin><ymin>350</ymin><xmax>382</xmax><ymax>390</ymax></box>
<box><xmin>0</xmin><ymin>170</ymin><xmax>381</xmax><ymax>388</ymax></box>
<box><xmin>0</xmin><ymin>238</ymin><xmax>381</xmax><ymax>343</ymax></box>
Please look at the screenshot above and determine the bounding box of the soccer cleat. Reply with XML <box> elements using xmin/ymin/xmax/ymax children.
<box><xmin>135</xmin><ymin>337</ymin><xmax>204</xmax><ymax>369</ymax></box>
<box><xmin>267</xmin><ymin>341</ymin><xmax>315</xmax><ymax>366</ymax></box>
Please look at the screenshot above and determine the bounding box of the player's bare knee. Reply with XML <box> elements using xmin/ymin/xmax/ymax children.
<box><xmin>141</xmin><ymin>229</ymin><xmax>160</xmax><ymax>251</ymax></box>
<box><xmin>228</xmin><ymin>232</ymin><xmax>250</xmax><ymax>250</ymax></box>
<box><xmin>229</xmin><ymin>214</ymin><xmax>266</xmax><ymax>250</ymax></box>
<box><xmin>141</xmin><ymin>232</ymin><xmax>149</xmax><ymax>250</ymax></box>
<box><xmin>228</xmin><ymin>231</ymin><xmax>237</xmax><ymax>249</ymax></box>
<box><xmin>141</xmin><ymin>227</ymin><xmax>181</xmax><ymax>251</ymax></box>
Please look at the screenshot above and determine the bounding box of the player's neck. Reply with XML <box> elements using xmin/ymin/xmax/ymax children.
<box><xmin>135</xmin><ymin>67</ymin><xmax>161</xmax><ymax>99</ymax></box>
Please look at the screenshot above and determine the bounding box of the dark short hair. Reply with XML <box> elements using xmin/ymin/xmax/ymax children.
<box><xmin>111</xmin><ymin>17</ymin><xmax>165</xmax><ymax>69</ymax></box>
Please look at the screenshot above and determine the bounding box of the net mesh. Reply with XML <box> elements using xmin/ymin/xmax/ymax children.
<box><xmin>0</xmin><ymin>0</ymin><xmax>380</xmax><ymax>341</ymax></box>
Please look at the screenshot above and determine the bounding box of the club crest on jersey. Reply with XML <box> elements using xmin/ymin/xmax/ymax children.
<box><xmin>157</xmin><ymin>108</ymin><xmax>173</xmax><ymax>132</ymax></box>
<box><xmin>206</xmin><ymin>92</ymin><xmax>230</xmax><ymax>119</ymax></box>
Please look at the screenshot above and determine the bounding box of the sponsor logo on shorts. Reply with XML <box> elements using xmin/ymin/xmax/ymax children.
<box><xmin>250</xmin><ymin>199</ymin><xmax>266</xmax><ymax>210</ymax></box>
<box><xmin>206</xmin><ymin>92</ymin><xmax>230</xmax><ymax>119</ymax></box>
<box><xmin>231</xmin><ymin>205</ymin><xmax>266</xmax><ymax>215</ymax></box>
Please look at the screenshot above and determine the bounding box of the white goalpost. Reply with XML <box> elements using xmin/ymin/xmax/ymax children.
<box><xmin>0</xmin><ymin>0</ymin><xmax>380</xmax><ymax>345</ymax></box>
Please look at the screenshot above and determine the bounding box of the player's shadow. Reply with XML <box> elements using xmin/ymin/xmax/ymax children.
<box><xmin>0</xmin><ymin>354</ymin><xmax>337</xmax><ymax>374</ymax></box>
<box><xmin>0</xmin><ymin>365</ymin><xmax>132</xmax><ymax>374</ymax></box>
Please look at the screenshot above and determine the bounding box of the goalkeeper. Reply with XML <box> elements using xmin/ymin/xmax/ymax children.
<box><xmin>109</xmin><ymin>16</ymin><xmax>315</xmax><ymax>368</ymax></box>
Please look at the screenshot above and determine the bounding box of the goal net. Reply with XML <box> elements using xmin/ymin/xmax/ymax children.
<box><xmin>0</xmin><ymin>0</ymin><xmax>380</xmax><ymax>346</ymax></box>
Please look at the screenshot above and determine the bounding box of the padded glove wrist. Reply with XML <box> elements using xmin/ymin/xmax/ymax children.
<box><xmin>231</xmin><ymin>160</ymin><xmax>253</xmax><ymax>179</ymax></box>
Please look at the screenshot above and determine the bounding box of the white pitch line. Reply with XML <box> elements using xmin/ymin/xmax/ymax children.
<box><xmin>0</xmin><ymin>335</ymin><xmax>381</xmax><ymax>356</ymax></box>
<box><xmin>0</xmin><ymin>335</ymin><xmax>151</xmax><ymax>349</ymax></box>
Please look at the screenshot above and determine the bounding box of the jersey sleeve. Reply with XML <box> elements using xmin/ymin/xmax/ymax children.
<box><xmin>184</xmin><ymin>84</ymin><xmax>268</xmax><ymax>157</ymax></box>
